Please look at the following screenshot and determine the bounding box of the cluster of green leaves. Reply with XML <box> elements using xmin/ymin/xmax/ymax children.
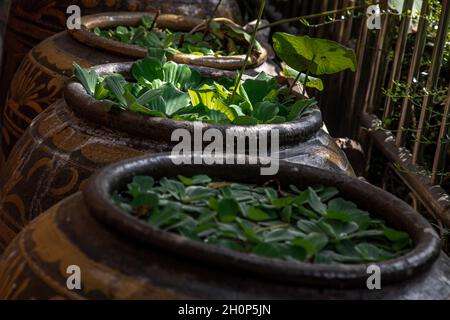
<box><xmin>74</xmin><ymin>56</ymin><xmax>316</xmax><ymax>124</ymax></box>
<box><xmin>92</xmin><ymin>16</ymin><xmax>251</xmax><ymax>57</ymax></box>
<box><xmin>113</xmin><ymin>175</ymin><xmax>412</xmax><ymax>264</ymax></box>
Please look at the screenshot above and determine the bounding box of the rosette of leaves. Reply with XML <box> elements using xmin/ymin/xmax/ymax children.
<box><xmin>92</xmin><ymin>16</ymin><xmax>256</xmax><ymax>58</ymax></box>
<box><xmin>74</xmin><ymin>56</ymin><xmax>317</xmax><ymax>124</ymax></box>
<box><xmin>113</xmin><ymin>175</ymin><xmax>412</xmax><ymax>264</ymax></box>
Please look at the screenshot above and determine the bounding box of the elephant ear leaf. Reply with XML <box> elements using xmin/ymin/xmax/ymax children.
<box><xmin>273</xmin><ymin>33</ymin><xmax>356</xmax><ymax>76</ymax></box>
<box><xmin>282</xmin><ymin>64</ymin><xmax>324</xmax><ymax>91</ymax></box>
<box><xmin>74</xmin><ymin>63</ymin><xmax>98</xmax><ymax>96</ymax></box>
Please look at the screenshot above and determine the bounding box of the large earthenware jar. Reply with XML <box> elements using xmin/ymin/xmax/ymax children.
<box><xmin>0</xmin><ymin>0</ymin><xmax>242</xmax><ymax>111</ymax></box>
<box><xmin>0</xmin><ymin>11</ymin><xmax>260</xmax><ymax>162</ymax></box>
<box><xmin>0</xmin><ymin>62</ymin><xmax>352</xmax><ymax>251</ymax></box>
<box><xmin>0</xmin><ymin>154</ymin><xmax>448</xmax><ymax>299</ymax></box>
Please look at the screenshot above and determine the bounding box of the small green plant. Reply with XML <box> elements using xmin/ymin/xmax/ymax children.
<box><xmin>112</xmin><ymin>174</ymin><xmax>412</xmax><ymax>264</ymax></box>
<box><xmin>231</xmin><ymin>0</ymin><xmax>356</xmax><ymax>97</ymax></box>
<box><xmin>74</xmin><ymin>58</ymin><xmax>317</xmax><ymax>125</ymax></box>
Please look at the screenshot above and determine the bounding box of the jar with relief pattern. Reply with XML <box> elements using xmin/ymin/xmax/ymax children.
<box><xmin>0</xmin><ymin>10</ymin><xmax>267</xmax><ymax>165</ymax></box>
<box><xmin>0</xmin><ymin>61</ymin><xmax>353</xmax><ymax>251</ymax></box>
<box><xmin>0</xmin><ymin>154</ymin><xmax>448</xmax><ymax>299</ymax></box>
<box><xmin>0</xmin><ymin>0</ymin><xmax>242</xmax><ymax>110</ymax></box>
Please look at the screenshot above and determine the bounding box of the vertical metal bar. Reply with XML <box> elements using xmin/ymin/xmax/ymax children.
<box><xmin>412</xmin><ymin>0</ymin><xmax>450</xmax><ymax>164</ymax></box>
<box><xmin>382</xmin><ymin>0</ymin><xmax>414</xmax><ymax>119</ymax></box>
<box><xmin>431</xmin><ymin>85</ymin><xmax>450</xmax><ymax>184</ymax></box>
<box><xmin>396</xmin><ymin>0</ymin><xmax>430</xmax><ymax>147</ymax></box>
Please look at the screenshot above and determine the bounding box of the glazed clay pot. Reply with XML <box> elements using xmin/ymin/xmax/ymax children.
<box><xmin>0</xmin><ymin>154</ymin><xmax>448</xmax><ymax>299</ymax></box>
<box><xmin>0</xmin><ymin>0</ymin><xmax>242</xmax><ymax>114</ymax></box>
<box><xmin>0</xmin><ymin>62</ymin><xmax>353</xmax><ymax>251</ymax></box>
<box><xmin>1</xmin><ymin>11</ymin><xmax>262</xmax><ymax>163</ymax></box>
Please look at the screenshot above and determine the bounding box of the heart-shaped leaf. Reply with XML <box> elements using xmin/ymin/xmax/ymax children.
<box><xmin>273</xmin><ymin>33</ymin><xmax>357</xmax><ymax>76</ymax></box>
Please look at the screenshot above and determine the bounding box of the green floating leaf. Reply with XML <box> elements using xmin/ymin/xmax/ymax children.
<box><xmin>317</xmin><ymin>186</ymin><xmax>340</xmax><ymax>202</ymax></box>
<box><xmin>252</xmin><ymin>243</ymin><xmax>282</xmax><ymax>258</ymax></box>
<box><xmin>384</xmin><ymin>227</ymin><xmax>410</xmax><ymax>241</ymax></box>
<box><xmin>104</xmin><ymin>74</ymin><xmax>128</xmax><ymax>106</ymax></box>
<box><xmin>163</xmin><ymin>61</ymin><xmax>202</xmax><ymax>90</ymax></box>
<box><xmin>307</xmin><ymin>187</ymin><xmax>327</xmax><ymax>215</ymax></box>
<box><xmin>128</xmin><ymin>175</ymin><xmax>155</xmax><ymax>197</ymax></box>
<box><xmin>247</xmin><ymin>207</ymin><xmax>271</xmax><ymax>221</ymax></box>
<box><xmin>74</xmin><ymin>63</ymin><xmax>98</xmax><ymax>96</ymax></box>
<box><xmin>178</xmin><ymin>174</ymin><xmax>212</xmax><ymax>186</ymax></box>
<box><xmin>153</xmin><ymin>83</ymin><xmax>190</xmax><ymax>116</ymax></box>
<box><xmin>131</xmin><ymin>56</ymin><xmax>164</xmax><ymax>83</ymax></box>
<box><xmin>130</xmin><ymin>192</ymin><xmax>159</xmax><ymax>209</ymax></box>
<box><xmin>287</xmin><ymin>99</ymin><xmax>317</xmax><ymax>121</ymax></box>
<box><xmin>242</xmin><ymin>79</ymin><xmax>272</xmax><ymax>105</ymax></box>
<box><xmin>232</xmin><ymin>116</ymin><xmax>259</xmax><ymax>125</ymax></box>
<box><xmin>218</xmin><ymin>198</ymin><xmax>240</xmax><ymax>223</ymax></box>
<box><xmin>355</xmin><ymin>243</ymin><xmax>393</xmax><ymax>262</ymax></box>
<box><xmin>252</xmin><ymin>101</ymin><xmax>280</xmax><ymax>123</ymax></box>
<box><xmin>292</xmin><ymin>232</ymin><xmax>328</xmax><ymax>258</ymax></box>
<box><xmin>326</xmin><ymin>210</ymin><xmax>352</xmax><ymax>223</ymax></box>
<box><xmin>141</xmin><ymin>15</ymin><xmax>154</xmax><ymax>29</ymax></box>
<box><xmin>147</xmin><ymin>203</ymin><xmax>179</xmax><ymax>228</ymax></box>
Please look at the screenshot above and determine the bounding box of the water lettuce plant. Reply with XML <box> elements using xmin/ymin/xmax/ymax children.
<box><xmin>113</xmin><ymin>175</ymin><xmax>412</xmax><ymax>264</ymax></box>
<box><xmin>74</xmin><ymin>57</ymin><xmax>317</xmax><ymax>124</ymax></box>
<box><xmin>92</xmin><ymin>16</ymin><xmax>256</xmax><ymax>58</ymax></box>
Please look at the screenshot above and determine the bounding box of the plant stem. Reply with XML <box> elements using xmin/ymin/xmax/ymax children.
<box><xmin>288</xmin><ymin>71</ymin><xmax>302</xmax><ymax>94</ymax></box>
<box><xmin>210</xmin><ymin>0</ymin><xmax>223</xmax><ymax>22</ymax></box>
<box><xmin>257</xmin><ymin>1</ymin><xmax>384</xmax><ymax>31</ymax></box>
<box><xmin>149</xmin><ymin>10</ymin><xmax>160</xmax><ymax>31</ymax></box>
<box><xmin>231</xmin><ymin>0</ymin><xmax>266</xmax><ymax>100</ymax></box>
<box><xmin>302</xmin><ymin>71</ymin><xmax>309</xmax><ymax>97</ymax></box>
<box><xmin>203</xmin><ymin>0</ymin><xmax>223</xmax><ymax>40</ymax></box>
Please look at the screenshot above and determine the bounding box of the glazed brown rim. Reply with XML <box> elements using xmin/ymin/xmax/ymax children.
<box><xmin>68</xmin><ymin>12</ymin><xmax>268</xmax><ymax>70</ymax></box>
<box><xmin>84</xmin><ymin>153</ymin><xmax>441</xmax><ymax>288</ymax></box>
<box><xmin>64</xmin><ymin>62</ymin><xmax>323</xmax><ymax>147</ymax></box>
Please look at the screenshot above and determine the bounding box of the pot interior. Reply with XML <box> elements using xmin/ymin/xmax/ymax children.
<box><xmin>83</xmin><ymin>154</ymin><xmax>441</xmax><ymax>288</ymax></box>
<box><xmin>68</xmin><ymin>12</ymin><xmax>267</xmax><ymax>68</ymax></box>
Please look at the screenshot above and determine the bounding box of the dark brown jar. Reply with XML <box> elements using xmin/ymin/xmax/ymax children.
<box><xmin>0</xmin><ymin>62</ymin><xmax>352</xmax><ymax>251</ymax></box>
<box><xmin>0</xmin><ymin>154</ymin><xmax>448</xmax><ymax>299</ymax></box>
<box><xmin>0</xmin><ymin>0</ymin><xmax>242</xmax><ymax>113</ymax></box>
<box><xmin>1</xmin><ymin>10</ymin><xmax>264</xmax><ymax>163</ymax></box>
